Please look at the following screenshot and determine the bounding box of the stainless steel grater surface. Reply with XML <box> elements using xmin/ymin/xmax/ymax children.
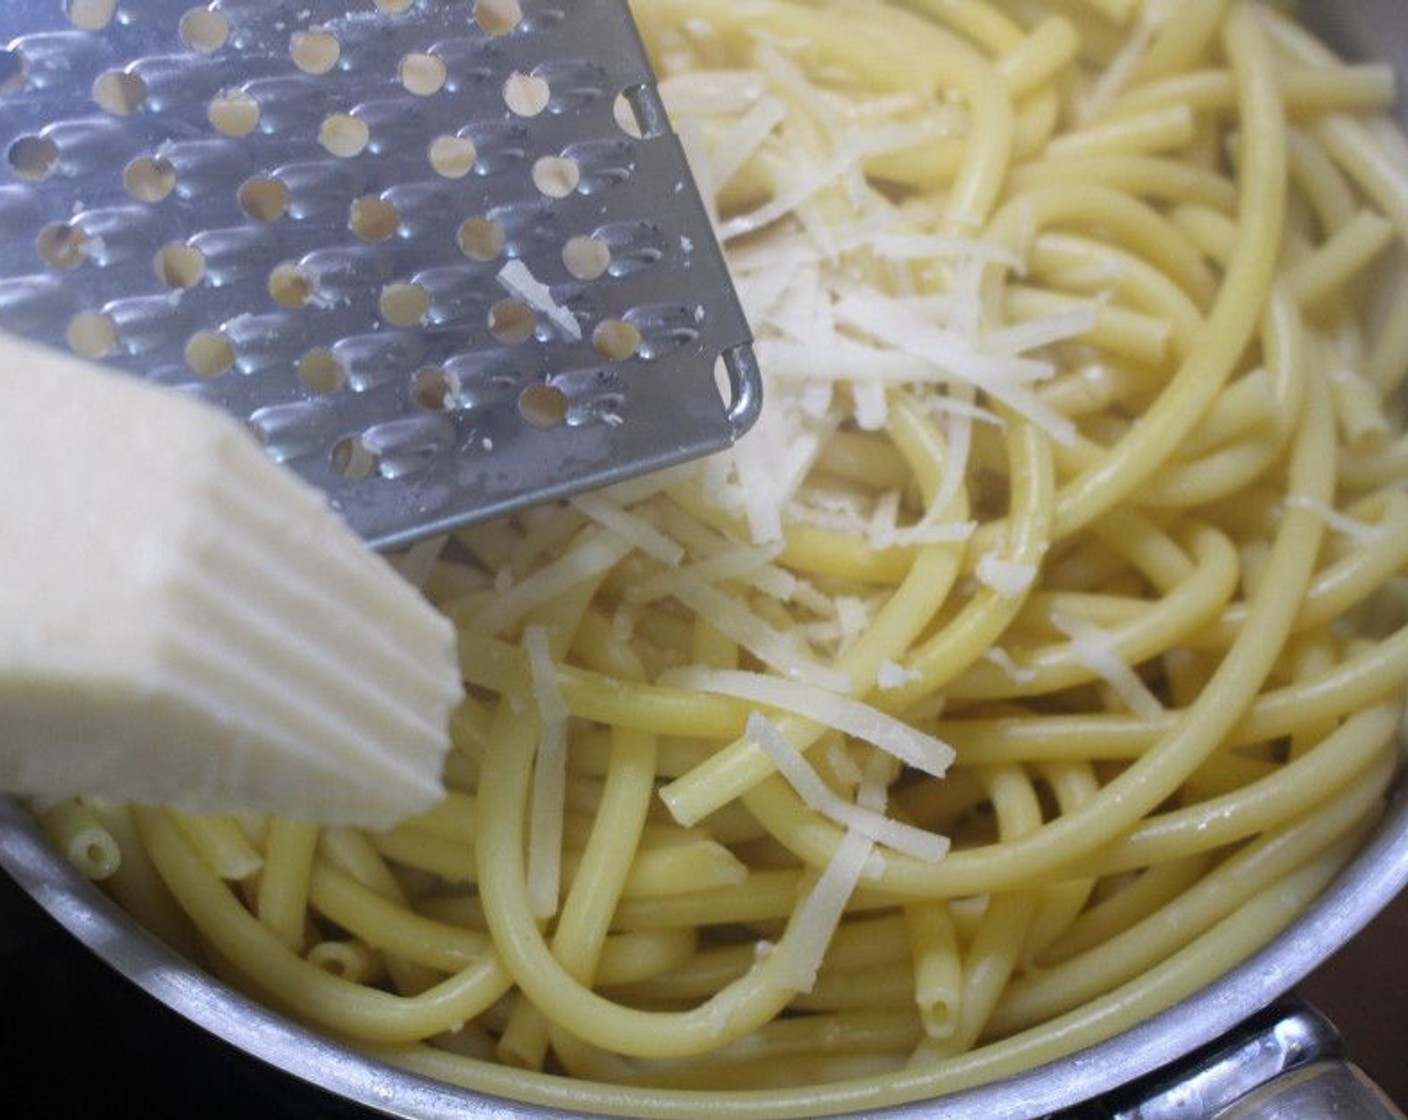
<box><xmin>0</xmin><ymin>0</ymin><xmax>760</xmax><ymax>550</ymax></box>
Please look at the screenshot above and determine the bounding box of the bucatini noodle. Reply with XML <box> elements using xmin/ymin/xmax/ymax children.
<box><xmin>36</xmin><ymin>1</ymin><xmax>1408</xmax><ymax>1116</ymax></box>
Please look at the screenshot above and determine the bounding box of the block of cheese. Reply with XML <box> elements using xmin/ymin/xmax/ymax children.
<box><xmin>0</xmin><ymin>332</ymin><xmax>464</xmax><ymax>829</ymax></box>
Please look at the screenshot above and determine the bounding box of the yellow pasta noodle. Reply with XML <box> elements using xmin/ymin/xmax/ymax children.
<box><xmin>37</xmin><ymin>797</ymin><xmax>120</xmax><ymax>881</ymax></box>
<box><xmin>43</xmin><ymin>2</ymin><xmax>1408</xmax><ymax>1117</ymax></box>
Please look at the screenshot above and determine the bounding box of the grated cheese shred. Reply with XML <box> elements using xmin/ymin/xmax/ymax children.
<box><xmin>668</xmin><ymin>667</ymin><xmax>954</xmax><ymax>779</ymax></box>
<box><xmin>1050</xmin><ymin>611</ymin><xmax>1164</xmax><ymax>720</ymax></box>
<box><xmin>767</xmin><ymin>826</ymin><xmax>874</xmax><ymax>994</ymax></box>
<box><xmin>653</xmin><ymin>570</ymin><xmax>851</xmax><ymax>692</ymax></box>
<box><xmin>496</xmin><ymin>259</ymin><xmax>581</xmax><ymax>341</ymax></box>
<box><xmin>524</xmin><ymin>626</ymin><xmax>569</xmax><ymax>919</ymax></box>
<box><xmin>470</xmin><ymin>532</ymin><xmax>633</xmax><ymax>636</ymax></box>
<box><xmin>976</xmin><ymin>554</ymin><xmax>1040</xmax><ymax>599</ymax></box>
<box><xmin>569</xmin><ymin>492</ymin><xmax>687</xmax><ymax>568</ymax></box>
<box><xmin>1285</xmin><ymin>495</ymin><xmax>1390</xmax><ymax>543</ymax></box>
<box><xmin>745</xmin><ymin>713</ymin><xmax>949</xmax><ymax>863</ymax></box>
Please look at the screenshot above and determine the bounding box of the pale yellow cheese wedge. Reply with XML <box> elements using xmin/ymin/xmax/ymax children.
<box><xmin>0</xmin><ymin>332</ymin><xmax>464</xmax><ymax>829</ymax></box>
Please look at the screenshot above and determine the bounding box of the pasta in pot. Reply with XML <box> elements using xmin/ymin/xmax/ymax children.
<box><xmin>45</xmin><ymin>0</ymin><xmax>1408</xmax><ymax>1115</ymax></box>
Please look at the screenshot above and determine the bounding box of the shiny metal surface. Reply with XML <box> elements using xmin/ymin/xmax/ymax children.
<box><xmin>1103</xmin><ymin>1002</ymin><xmax>1408</xmax><ymax>1120</ymax></box>
<box><xmin>1107</xmin><ymin>1003</ymin><xmax>1345</xmax><ymax>1120</ymax></box>
<box><xmin>1302</xmin><ymin>0</ymin><xmax>1408</xmax><ymax>79</ymax></box>
<box><xmin>0</xmin><ymin>0</ymin><xmax>759</xmax><ymax>549</ymax></box>
<box><xmin>2</xmin><ymin>3</ymin><xmax>1407</xmax><ymax>1118</ymax></box>
<box><xmin>4</xmin><ymin>779</ymin><xmax>1408</xmax><ymax>1119</ymax></box>
<box><xmin>1218</xmin><ymin>1063</ymin><xmax>1406</xmax><ymax>1120</ymax></box>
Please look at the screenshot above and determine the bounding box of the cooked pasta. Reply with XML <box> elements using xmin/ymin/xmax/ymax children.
<box><xmin>47</xmin><ymin>1</ymin><xmax>1408</xmax><ymax>1116</ymax></box>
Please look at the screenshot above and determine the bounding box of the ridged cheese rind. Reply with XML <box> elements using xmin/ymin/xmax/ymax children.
<box><xmin>0</xmin><ymin>333</ymin><xmax>464</xmax><ymax>828</ymax></box>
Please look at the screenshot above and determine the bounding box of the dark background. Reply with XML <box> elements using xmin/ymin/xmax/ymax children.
<box><xmin>1298</xmin><ymin>886</ymin><xmax>1408</xmax><ymax>1108</ymax></box>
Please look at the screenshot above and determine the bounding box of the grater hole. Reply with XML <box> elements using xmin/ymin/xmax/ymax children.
<box><xmin>612</xmin><ymin>92</ymin><xmax>645</xmax><ymax>140</ymax></box>
<box><xmin>429</xmin><ymin>135</ymin><xmax>477</xmax><ymax>179</ymax></box>
<box><xmin>8</xmin><ymin>136</ymin><xmax>59</xmax><ymax>183</ymax></box>
<box><xmin>713</xmin><ymin>354</ymin><xmax>734</xmax><ymax>411</ymax></box>
<box><xmin>475</xmin><ymin>0</ymin><xmax>523</xmax><ymax>36</ymax></box>
<box><xmin>37</xmin><ymin>223</ymin><xmax>91</xmax><ymax>270</ymax></box>
<box><xmin>210</xmin><ymin>90</ymin><xmax>260</xmax><ymax>137</ymax></box>
<box><xmin>321</xmin><ymin>114</ymin><xmax>369</xmax><ymax>158</ymax></box>
<box><xmin>291</xmin><ymin>30</ymin><xmax>341</xmax><ymax>75</ymax></box>
<box><xmin>563</xmin><ymin>235</ymin><xmax>611</xmax><ymax>280</ymax></box>
<box><xmin>457</xmin><ymin>217</ymin><xmax>505</xmax><ymax>262</ymax></box>
<box><xmin>399</xmin><ymin>53</ymin><xmax>446</xmax><ymax>96</ymax></box>
<box><xmin>518</xmin><ymin>382</ymin><xmax>568</xmax><ymax>428</ymax></box>
<box><xmin>350</xmin><ymin>196</ymin><xmax>400</xmax><ymax>242</ymax></box>
<box><xmin>269</xmin><ymin>262</ymin><xmax>316</xmax><ymax>308</ymax></box>
<box><xmin>65</xmin><ymin>0</ymin><xmax>118</xmax><ymax>31</ymax></box>
<box><xmin>238</xmin><ymin>176</ymin><xmax>289</xmax><ymax>222</ymax></box>
<box><xmin>503</xmin><ymin>73</ymin><xmax>550</xmax><ymax>118</ymax></box>
<box><xmin>298</xmin><ymin>348</ymin><xmax>346</xmax><ymax>394</ymax></box>
<box><xmin>533</xmin><ymin>156</ymin><xmax>580</xmax><ymax>199</ymax></box>
<box><xmin>93</xmin><ymin>70</ymin><xmax>147</xmax><ymax>116</ymax></box>
<box><xmin>0</xmin><ymin>49</ymin><xmax>25</xmax><ymax>95</ymax></box>
<box><xmin>380</xmin><ymin>282</ymin><xmax>430</xmax><ymax>327</ymax></box>
<box><xmin>156</xmin><ymin>242</ymin><xmax>206</xmax><ymax>289</ymax></box>
<box><xmin>592</xmin><ymin>319</ymin><xmax>642</xmax><ymax>362</ymax></box>
<box><xmin>67</xmin><ymin>312</ymin><xmax>118</xmax><ymax>359</ymax></box>
<box><xmin>180</xmin><ymin>8</ymin><xmax>230</xmax><ymax>52</ymax></box>
<box><xmin>185</xmin><ymin>330</ymin><xmax>235</xmax><ymax>379</ymax></box>
<box><xmin>489</xmin><ymin>299</ymin><xmax>536</xmax><ymax>345</ymax></box>
<box><xmin>125</xmin><ymin>155</ymin><xmax>177</xmax><ymax>202</ymax></box>
<box><xmin>375</xmin><ymin>0</ymin><xmax>415</xmax><ymax>12</ymax></box>
<box><xmin>412</xmin><ymin>366</ymin><xmax>454</xmax><ymax>411</ymax></box>
<box><xmin>332</xmin><ymin>434</ymin><xmax>378</xmax><ymax>480</ymax></box>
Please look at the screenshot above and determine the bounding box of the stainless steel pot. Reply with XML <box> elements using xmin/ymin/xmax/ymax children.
<box><xmin>4</xmin><ymin>3</ymin><xmax>1408</xmax><ymax>1118</ymax></box>
<box><xmin>4</xmin><ymin>783</ymin><xmax>1408</xmax><ymax>1119</ymax></box>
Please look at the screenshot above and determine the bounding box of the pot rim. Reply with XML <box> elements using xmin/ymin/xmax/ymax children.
<box><xmin>4</xmin><ymin>5</ymin><xmax>1407</xmax><ymax>1117</ymax></box>
<box><xmin>3</xmin><ymin>783</ymin><xmax>1407</xmax><ymax>1119</ymax></box>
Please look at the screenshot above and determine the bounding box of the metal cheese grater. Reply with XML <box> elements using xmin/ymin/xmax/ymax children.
<box><xmin>0</xmin><ymin>0</ymin><xmax>760</xmax><ymax>550</ymax></box>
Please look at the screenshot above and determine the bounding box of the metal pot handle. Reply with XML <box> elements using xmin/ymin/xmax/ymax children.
<box><xmin>1217</xmin><ymin>1062</ymin><xmax>1403</xmax><ymax>1120</ymax></box>
<box><xmin>1092</xmin><ymin>999</ymin><xmax>1405</xmax><ymax>1120</ymax></box>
